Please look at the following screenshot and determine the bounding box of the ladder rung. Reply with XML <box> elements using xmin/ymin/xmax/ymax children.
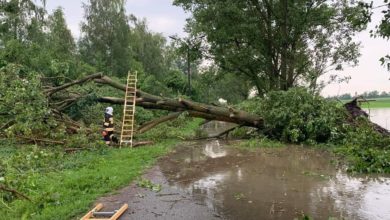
<box><xmin>121</xmin><ymin>72</ymin><xmax>137</xmax><ymax>148</ymax></box>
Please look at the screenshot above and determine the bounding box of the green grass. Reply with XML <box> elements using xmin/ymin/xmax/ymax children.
<box><xmin>340</xmin><ymin>97</ymin><xmax>390</xmax><ymax>108</ymax></box>
<box><xmin>360</xmin><ymin>97</ymin><xmax>390</xmax><ymax>108</ymax></box>
<box><xmin>237</xmin><ymin>138</ymin><xmax>284</xmax><ymax>149</ymax></box>
<box><xmin>1</xmin><ymin>117</ymin><xmax>203</xmax><ymax>219</ymax></box>
<box><xmin>1</xmin><ymin>141</ymin><xmax>174</xmax><ymax>219</ymax></box>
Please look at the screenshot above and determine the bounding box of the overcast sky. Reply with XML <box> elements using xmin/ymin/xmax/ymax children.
<box><xmin>45</xmin><ymin>0</ymin><xmax>389</xmax><ymax>96</ymax></box>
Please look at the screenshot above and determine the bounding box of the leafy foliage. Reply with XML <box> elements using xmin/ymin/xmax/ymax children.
<box><xmin>174</xmin><ymin>0</ymin><xmax>366</xmax><ymax>94</ymax></box>
<box><xmin>239</xmin><ymin>88</ymin><xmax>390</xmax><ymax>173</ymax></box>
<box><xmin>0</xmin><ymin>64</ymin><xmax>54</xmax><ymax>136</ymax></box>
<box><xmin>240</xmin><ymin>88</ymin><xmax>346</xmax><ymax>143</ymax></box>
<box><xmin>79</xmin><ymin>0</ymin><xmax>131</xmax><ymax>77</ymax></box>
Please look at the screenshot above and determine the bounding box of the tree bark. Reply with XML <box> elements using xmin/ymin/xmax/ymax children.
<box><xmin>45</xmin><ymin>73</ymin><xmax>103</xmax><ymax>96</ymax></box>
<box><xmin>138</xmin><ymin>112</ymin><xmax>183</xmax><ymax>134</ymax></box>
<box><xmin>94</xmin><ymin>76</ymin><xmax>264</xmax><ymax>128</ymax></box>
<box><xmin>45</xmin><ymin>73</ymin><xmax>390</xmax><ymax>137</ymax></box>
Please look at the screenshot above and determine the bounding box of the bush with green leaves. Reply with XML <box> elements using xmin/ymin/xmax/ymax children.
<box><xmin>239</xmin><ymin>88</ymin><xmax>347</xmax><ymax>143</ymax></box>
<box><xmin>0</xmin><ymin>64</ymin><xmax>55</xmax><ymax>137</ymax></box>
<box><xmin>239</xmin><ymin>87</ymin><xmax>390</xmax><ymax>173</ymax></box>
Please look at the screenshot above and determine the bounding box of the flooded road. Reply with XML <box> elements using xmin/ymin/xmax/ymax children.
<box><xmin>364</xmin><ymin>108</ymin><xmax>390</xmax><ymax>129</ymax></box>
<box><xmin>98</xmin><ymin>140</ymin><xmax>390</xmax><ymax>220</ymax></box>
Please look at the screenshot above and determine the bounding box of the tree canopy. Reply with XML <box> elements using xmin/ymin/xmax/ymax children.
<box><xmin>174</xmin><ymin>0</ymin><xmax>368</xmax><ymax>94</ymax></box>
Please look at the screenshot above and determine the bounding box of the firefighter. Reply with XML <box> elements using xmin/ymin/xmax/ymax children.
<box><xmin>103</xmin><ymin>106</ymin><xmax>117</xmax><ymax>145</ymax></box>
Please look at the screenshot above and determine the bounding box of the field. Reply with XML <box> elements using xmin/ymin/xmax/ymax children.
<box><xmin>340</xmin><ymin>97</ymin><xmax>390</xmax><ymax>108</ymax></box>
<box><xmin>360</xmin><ymin>97</ymin><xmax>390</xmax><ymax>108</ymax></box>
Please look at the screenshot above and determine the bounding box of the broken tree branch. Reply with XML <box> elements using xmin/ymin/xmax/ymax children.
<box><xmin>138</xmin><ymin>112</ymin><xmax>183</xmax><ymax>134</ymax></box>
<box><xmin>45</xmin><ymin>72</ymin><xmax>103</xmax><ymax>96</ymax></box>
<box><xmin>0</xmin><ymin>185</ymin><xmax>31</xmax><ymax>201</ymax></box>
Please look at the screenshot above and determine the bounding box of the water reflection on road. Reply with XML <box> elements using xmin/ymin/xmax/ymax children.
<box><xmin>159</xmin><ymin>140</ymin><xmax>390</xmax><ymax>220</ymax></box>
<box><xmin>97</xmin><ymin>121</ymin><xmax>390</xmax><ymax>220</ymax></box>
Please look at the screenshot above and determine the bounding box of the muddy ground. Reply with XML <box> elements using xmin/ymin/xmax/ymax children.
<box><xmin>96</xmin><ymin>140</ymin><xmax>390</xmax><ymax>220</ymax></box>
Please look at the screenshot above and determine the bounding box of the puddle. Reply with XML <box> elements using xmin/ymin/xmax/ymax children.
<box><xmin>98</xmin><ymin>140</ymin><xmax>390</xmax><ymax>220</ymax></box>
<box><xmin>364</xmin><ymin>108</ymin><xmax>390</xmax><ymax>129</ymax></box>
<box><xmin>158</xmin><ymin>140</ymin><xmax>390</xmax><ymax>220</ymax></box>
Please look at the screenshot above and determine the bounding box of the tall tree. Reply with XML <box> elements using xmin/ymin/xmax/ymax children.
<box><xmin>174</xmin><ymin>0</ymin><xmax>367</xmax><ymax>94</ymax></box>
<box><xmin>129</xmin><ymin>17</ymin><xmax>168</xmax><ymax>78</ymax></box>
<box><xmin>0</xmin><ymin>0</ymin><xmax>46</xmax><ymax>42</ymax></box>
<box><xmin>0</xmin><ymin>0</ymin><xmax>49</xmax><ymax>71</ymax></box>
<box><xmin>47</xmin><ymin>7</ymin><xmax>75</xmax><ymax>60</ymax></box>
<box><xmin>355</xmin><ymin>0</ymin><xmax>390</xmax><ymax>71</ymax></box>
<box><xmin>79</xmin><ymin>0</ymin><xmax>131</xmax><ymax>76</ymax></box>
<box><xmin>376</xmin><ymin>0</ymin><xmax>390</xmax><ymax>71</ymax></box>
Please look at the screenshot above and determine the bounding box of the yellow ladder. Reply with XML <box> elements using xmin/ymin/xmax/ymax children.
<box><xmin>120</xmin><ymin>71</ymin><xmax>137</xmax><ymax>147</ymax></box>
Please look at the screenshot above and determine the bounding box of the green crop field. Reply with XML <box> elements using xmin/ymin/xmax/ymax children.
<box><xmin>360</xmin><ymin>97</ymin><xmax>390</xmax><ymax>108</ymax></box>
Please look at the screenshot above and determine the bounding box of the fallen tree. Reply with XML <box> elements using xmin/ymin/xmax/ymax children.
<box><xmin>42</xmin><ymin>73</ymin><xmax>388</xmax><ymax>137</ymax></box>
<box><xmin>3</xmin><ymin>71</ymin><xmax>388</xmax><ymax>142</ymax></box>
<box><xmin>43</xmin><ymin>73</ymin><xmax>264</xmax><ymax>133</ymax></box>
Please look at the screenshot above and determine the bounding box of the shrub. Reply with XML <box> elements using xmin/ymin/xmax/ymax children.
<box><xmin>239</xmin><ymin>88</ymin><xmax>347</xmax><ymax>143</ymax></box>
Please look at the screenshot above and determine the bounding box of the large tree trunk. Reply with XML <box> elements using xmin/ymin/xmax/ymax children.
<box><xmin>43</xmin><ymin>73</ymin><xmax>263</xmax><ymax>130</ymax></box>
<box><xmin>93</xmin><ymin>76</ymin><xmax>264</xmax><ymax>128</ymax></box>
<box><xmin>45</xmin><ymin>73</ymin><xmax>389</xmax><ymax>136</ymax></box>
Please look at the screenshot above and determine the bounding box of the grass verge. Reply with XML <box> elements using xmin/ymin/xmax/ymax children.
<box><xmin>1</xmin><ymin>117</ymin><xmax>203</xmax><ymax>219</ymax></box>
<box><xmin>1</xmin><ymin>141</ymin><xmax>174</xmax><ymax>219</ymax></box>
